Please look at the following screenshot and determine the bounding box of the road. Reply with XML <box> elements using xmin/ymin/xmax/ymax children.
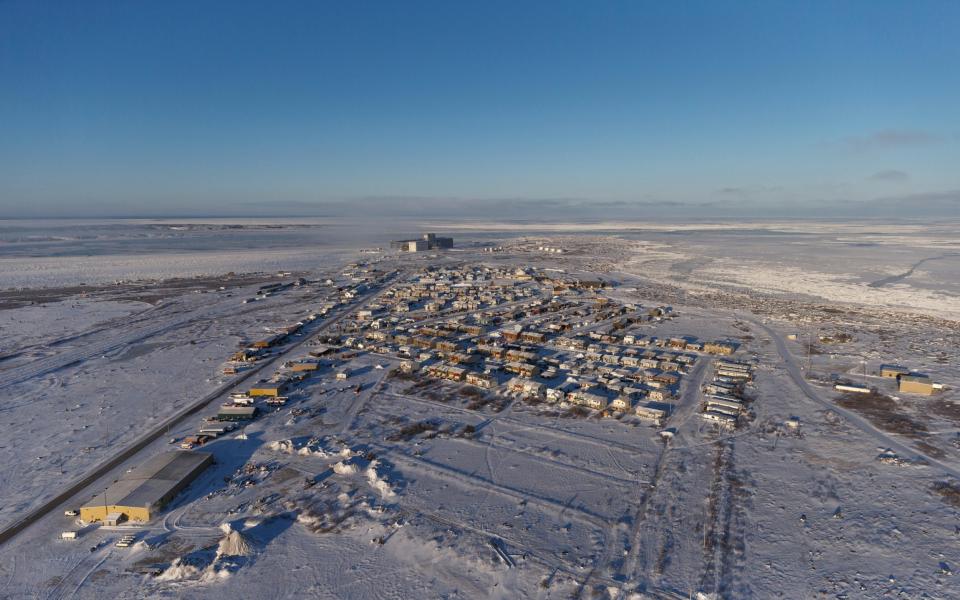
<box><xmin>743</xmin><ymin>313</ymin><xmax>960</xmax><ymax>479</ymax></box>
<box><xmin>614</xmin><ymin>356</ymin><xmax>710</xmax><ymax>596</ymax></box>
<box><xmin>0</xmin><ymin>269</ymin><xmax>403</xmax><ymax>547</ymax></box>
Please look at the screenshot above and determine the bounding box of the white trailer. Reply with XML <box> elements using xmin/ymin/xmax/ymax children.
<box><xmin>705</xmin><ymin>392</ymin><xmax>742</xmax><ymax>403</ymax></box>
<box><xmin>716</xmin><ymin>369</ymin><xmax>751</xmax><ymax>380</ymax></box>
<box><xmin>702</xmin><ymin>410</ymin><xmax>737</xmax><ymax>425</ymax></box>
<box><xmin>705</xmin><ymin>398</ymin><xmax>743</xmax><ymax>412</ymax></box>
<box><xmin>705</xmin><ymin>403</ymin><xmax>740</xmax><ymax>417</ymax></box>
<box><xmin>834</xmin><ymin>383</ymin><xmax>871</xmax><ymax>394</ymax></box>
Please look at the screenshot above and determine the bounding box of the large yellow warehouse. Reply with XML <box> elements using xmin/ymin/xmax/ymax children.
<box><xmin>80</xmin><ymin>450</ymin><xmax>213</xmax><ymax>524</ymax></box>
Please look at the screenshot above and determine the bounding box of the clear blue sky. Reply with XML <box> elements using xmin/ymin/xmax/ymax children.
<box><xmin>1</xmin><ymin>0</ymin><xmax>958</xmax><ymax>217</ymax></box>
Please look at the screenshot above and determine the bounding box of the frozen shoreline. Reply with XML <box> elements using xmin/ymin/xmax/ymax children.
<box><xmin>0</xmin><ymin>247</ymin><xmax>357</xmax><ymax>290</ymax></box>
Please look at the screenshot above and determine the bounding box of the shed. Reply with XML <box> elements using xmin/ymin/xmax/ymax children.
<box><xmin>103</xmin><ymin>512</ymin><xmax>125</xmax><ymax>526</ymax></box>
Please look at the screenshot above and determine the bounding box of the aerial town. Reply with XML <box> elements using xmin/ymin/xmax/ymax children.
<box><xmin>1</xmin><ymin>226</ymin><xmax>957</xmax><ymax>600</ymax></box>
<box><xmin>5</xmin><ymin>3</ymin><xmax>960</xmax><ymax>598</ymax></box>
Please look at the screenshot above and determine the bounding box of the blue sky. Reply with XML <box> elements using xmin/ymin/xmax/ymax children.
<box><xmin>1</xmin><ymin>1</ymin><xmax>958</xmax><ymax>217</ymax></box>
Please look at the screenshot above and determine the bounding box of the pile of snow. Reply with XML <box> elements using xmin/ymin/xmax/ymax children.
<box><xmin>157</xmin><ymin>524</ymin><xmax>254</xmax><ymax>583</ymax></box>
<box><xmin>365</xmin><ymin>460</ymin><xmax>396</xmax><ymax>499</ymax></box>
<box><xmin>267</xmin><ymin>439</ymin><xmax>296</xmax><ymax>454</ymax></box>
<box><xmin>273</xmin><ymin>436</ymin><xmax>346</xmax><ymax>458</ymax></box>
<box><xmin>200</xmin><ymin>568</ymin><xmax>232</xmax><ymax>583</ymax></box>
<box><xmin>216</xmin><ymin>522</ymin><xmax>252</xmax><ymax>558</ymax></box>
<box><xmin>297</xmin><ymin>446</ymin><xmax>329</xmax><ymax>457</ymax></box>
<box><xmin>156</xmin><ymin>558</ymin><xmax>204</xmax><ymax>581</ymax></box>
<box><xmin>333</xmin><ymin>461</ymin><xmax>358</xmax><ymax>475</ymax></box>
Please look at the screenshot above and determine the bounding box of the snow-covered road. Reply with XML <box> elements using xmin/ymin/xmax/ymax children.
<box><xmin>744</xmin><ymin>313</ymin><xmax>960</xmax><ymax>480</ymax></box>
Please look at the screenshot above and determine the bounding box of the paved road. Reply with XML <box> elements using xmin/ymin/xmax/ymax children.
<box><xmin>0</xmin><ymin>270</ymin><xmax>402</xmax><ymax>546</ymax></box>
<box><xmin>742</xmin><ymin>313</ymin><xmax>960</xmax><ymax>479</ymax></box>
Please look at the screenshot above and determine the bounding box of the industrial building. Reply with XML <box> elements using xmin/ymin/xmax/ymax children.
<box><xmin>898</xmin><ymin>374</ymin><xmax>936</xmax><ymax>395</ymax></box>
<box><xmin>391</xmin><ymin>233</ymin><xmax>454</xmax><ymax>252</ymax></box>
<box><xmin>398</xmin><ymin>239</ymin><xmax>429</xmax><ymax>252</ymax></box>
<box><xmin>218</xmin><ymin>405</ymin><xmax>258</xmax><ymax>421</ymax></box>
<box><xmin>290</xmin><ymin>362</ymin><xmax>319</xmax><ymax>372</ymax></box>
<box><xmin>80</xmin><ymin>451</ymin><xmax>213</xmax><ymax>523</ymax></box>
<box><xmin>249</xmin><ymin>383</ymin><xmax>287</xmax><ymax>397</ymax></box>
<box><xmin>881</xmin><ymin>364</ymin><xmax>910</xmax><ymax>378</ymax></box>
<box><xmin>423</xmin><ymin>232</ymin><xmax>453</xmax><ymax>248</ymax></box>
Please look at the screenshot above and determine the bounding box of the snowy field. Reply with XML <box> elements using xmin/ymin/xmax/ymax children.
<box><xmin>0</xmin><ymin>298</ymin><xmax>149</xmax><ymax>355</ymax></box>
<box><xmin>0</xmin><ymin>219</ymin><xmax>958</xmax><ymax>599</ymax></box>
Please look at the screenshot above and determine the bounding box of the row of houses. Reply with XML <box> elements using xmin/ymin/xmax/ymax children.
<box><xmin>321</xmin><ymin>266</ymin><xmax>751</xmax><ymax>429</ymax></box>
<box><xmin>223</xmin><ymin>264</ymin><xmax>400</xmax><ymax>376</ymax></box>
<box><xmin>700</xmin><ymin>360</ymin><xmax>753</xmax><ymax>427</ymax></box>
<box><xmin>506</xmin><ymin>376</ymin><xmax>669</xmax><ymax>422</ymax></box>
<box><xmin>225</xmin><ymin>312</ymin><xmax>325</xmax><ymax>372</ymax></box>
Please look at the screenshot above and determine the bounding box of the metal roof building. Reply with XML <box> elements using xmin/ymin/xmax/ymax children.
<box><xmin>80</xmin><ymin>450</ymin><xmax>213</xmax><ymax>523</ymax></box>
<box><xmin>218</xmin><ymin>405</ymin><xmax>258</xmax><ymax>421</ymax></box>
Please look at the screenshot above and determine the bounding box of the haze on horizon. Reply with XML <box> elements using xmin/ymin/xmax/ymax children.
<box><xmin>1</xmin><ymin>1</ymin><xmax>959</xmax><ymax>219</ymax></box>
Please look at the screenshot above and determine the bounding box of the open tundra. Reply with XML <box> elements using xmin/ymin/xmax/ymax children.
<box><xmin>0</xmin><ymin>219</ymin><xmax>958</xmax><ymax>599</ymax></box>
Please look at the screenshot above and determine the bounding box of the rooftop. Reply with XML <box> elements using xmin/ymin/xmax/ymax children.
<box><xmin>84</xmin><ymin>451</ymin><xmax>212</xmax><ymax>511</ymax></box>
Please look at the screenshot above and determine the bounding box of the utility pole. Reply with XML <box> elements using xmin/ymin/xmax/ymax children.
<box><xmin>807</xmin><ymin>328</ymin><xmax>818</xmax><ymax>373</ymax></box>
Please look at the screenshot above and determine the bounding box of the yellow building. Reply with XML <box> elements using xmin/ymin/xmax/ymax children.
<box><xmin>880</xmin><ymin>364</ymin><xmax>910</xmax><ymax>378</ymax></box>
<box><xmin>899</xmin><ymin>375</ymin><xmax>935</xmax><ymax>395</ymax></box>
<box><xmin>291</xmin><ymin>363</ymin><xmax>319</xmax><ymax>372</ymax></box>
<box><xmin>249</xmin><ymin>384</ymin><xmax>286</xmax><ymax>397</ymax></box>
<box><xmin>81</xmin><ymin>451</ymin><xmax>213</xmax><ymax>523</ymax></box>
<box><xmin>703</xmin><ymin>342</ymin><xmax>735</xmax><ymax>356</ymax></box>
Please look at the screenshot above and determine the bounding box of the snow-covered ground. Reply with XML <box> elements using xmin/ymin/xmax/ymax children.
<box><xmin>0</xmin><ymin>298</ymin><xmax>150</xmax><ymax>354</ymax></box>
<box><xmin>611</xmin><ymin>223</ymin><xmax>960</xmax><ymax>321</ymax></box>
<box><xmin>0</xmin><ymin>219</ymin><xmax>958</xmax><ymax>599</ymax></box>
